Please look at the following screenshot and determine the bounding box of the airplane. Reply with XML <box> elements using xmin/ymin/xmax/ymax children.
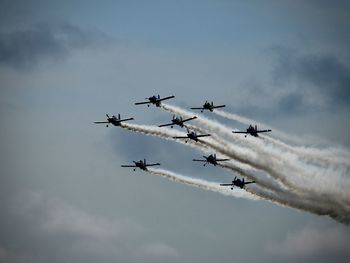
<box><xmin>220</xmin><ymin>176</ymin><xmax>256</xmax><ymax>189</ymax></box>
<box><xmin>173</xmin><ymin>128</ymin><xmax>211</xmax><ymax>143</ymax></box>
<box><xmin>121</xmin><ymin>159</ymin><xmax>160</xmax><ymax>171</ymax></box>
<box><xmin>232</xmin><ymin>124</ymin><xmax>272</xmax><ymax>137</ymax></box>
<box><xmin>134</xmin><ymin>95</ymin><xmax>175</xmax><ymax>107</ymax></box>
<box><xmin>158</xmin><ymin>115</ymin><xmax>197</xmax><ymax>128</ymax></box>
<box><xmin>190</xmin><ymin>101</ymin><xmax>225</xmax><ymax>112</ymax></box>
<box><xmin>94</xmin><ymin>114</ymin><xmax>134</xmax><ymax>127</ymax></box>
<box><xmin>192</xmin><ymin>153</ymin><xmax>229</xmax><ymax>166</ymax></box>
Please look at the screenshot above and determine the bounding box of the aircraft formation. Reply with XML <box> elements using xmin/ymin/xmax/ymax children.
<box><xmin>94</xmin><ymin>94</ymin><xmax>273</xmax><ymax>190</ymax></box>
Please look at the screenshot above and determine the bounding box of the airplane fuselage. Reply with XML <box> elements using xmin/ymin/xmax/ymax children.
<box><xmin>148</xmin><ymin>96</ymin><xmax>162</xmax><ymax>107</ymax></box>
<box><xmin>172</xmin><ymin>118</ymin><xmax>184</xmax><ymax>127</ymax></box>
<box><xmin>246</xmin><ymin>126</ymin><xmax>259</xmax><ymax>137</ymax></box>
<box><xmin>201</xmin><ymin>103</ymin><xmax>214</xmax><ymax>112</ymax></box>
<box><xmin>134</xmin><ymin>161</ymin><xmax>148</xmax><ymax>170</ymax></box>
<box><xmin>187</xmin><ymin>133</ymin><xmax>199</xmax><ymax>142</ymax></box>
<box><xmin>206</xmin><ymin>155</ymin><xmax>218</xmax><ymax>165</ymax></box>
<box><xmin>108</xmin><ymin>118</ymin><xmax>122</xmax><ymax>126</ymax></box>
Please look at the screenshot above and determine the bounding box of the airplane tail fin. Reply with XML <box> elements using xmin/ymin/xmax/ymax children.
<box><xmin>118</xmin><ymin>113</ymin><xmax>120</xmax><ymax>120</ymax></box>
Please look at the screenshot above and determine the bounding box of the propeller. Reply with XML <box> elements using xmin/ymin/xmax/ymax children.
<box><xmin>106</xmin><ymin>114</ymin><xmax>110</xmax><ymax>118</ymax></box>
<box><xmin>118</xmin><ymin>113</ymin><xmax>120</xmax><ymax>120</ymax></box>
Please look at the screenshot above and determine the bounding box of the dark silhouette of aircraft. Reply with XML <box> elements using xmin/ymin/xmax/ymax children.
<box><xmin>134</xmin><ymin>95</ymin><xmax>175</xmax><ymax>107</ymax></box>
<box><xmin>121</xmin><ymin>159</ymin><xmax>160</xmax><ymax>171</ymax></box>
<box><xmin>232</xmin><ymin>125</ymin><xmax>271</xmax><ymax>137</ymax></box>
<box><xmin>173</xmin><ymin>128</ymin><xmax>210</xmax><ymax>143</ymax></box>
<box><xmin>220</xmin><ymin>176</ymin><xmax>256</xmax><ymax>189</ymax></box>
<box><xmin>191</xmin><ymin>101</ymin><xmax>225</xmax><ymax>112</ymax></box>
<box><xmin>158</xmin><ymin>115</ymin><xmax>197</xmax><ymax>128</ymax></box>
<box><xmin>94</xmin><ymin>114</ymin><xmax>134</xmax><ymax>127</ymax></box>
<box><xmin>192</xmin><ymin>154</ymin><xmax>229</xmax><ymax>166</ymax></box>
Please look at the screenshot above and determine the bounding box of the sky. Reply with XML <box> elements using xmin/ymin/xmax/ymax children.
<box><xmin>0</xmin><ymin>0</ymin><xmax>350</xmax><ymax>262</ymax></box>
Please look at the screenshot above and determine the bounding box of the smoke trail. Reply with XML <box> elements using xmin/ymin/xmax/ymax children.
<box><xmin>148</xmin><ymin>168</ymin><xmax>350</xmax><ymax>225</ymax></box>
<box><xmin>120</xmin><ymin>119</ymin><xmax>350</xmax><ymax>224</ymax></box>
<box><xmin>262</xmin><ymin>135</ymin><xmax>350</xmax><ymax>171</ymax></box>
<box><xmin>215</xmin><ymin>109</ymin><xmax>350</xmax><ymax>169</ymax></box>
<box><xmin>121</xmin><ymin>122</ymin><xmax>215</xmax><ymax>154</ymax></box>
<box><xmin>162</xmin><ymin>104</ymin><xmax>350</xmax><ymax>196</ymax></box>
<box><xmin>161</xmin><ymin>104</ymin><xmax>350</xmax><ymax>214</ymax></box>
<box><xmin>147</xmin><ymin>168</ymin><xmax>257</xmax><ymax>200</ymax></box>
<box><xmin>214</xmin><ymin>109</ymin><xmax>303</xmax><ymax>144</ymax></box>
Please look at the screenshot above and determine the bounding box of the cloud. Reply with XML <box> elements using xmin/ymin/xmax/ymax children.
<box><xmin>14</xmin><ymin>191</ymin><xmax>146</xmax><ymax>238</ymax></box>
<box><xmin>271</xmin><ymin>47</ymin><xmax>350</xmax><ymax>110</ymax></box>
<box><xmin>266</xmin><ymin>225</ymin><xmax>350</xmax><ymax>262</ymax></box>
<box><xmin>0</xmin><ymin>22</ymin><xmax>110</xmax><ymax>68</ymax></box>
<box><xmin>141</xmin><ymin>243</ymin><xmax>179</xmax><ymax>257</ymax></box>
<box><xmin>0</xmin><ymin>191</ymin><xmax>182</xmax><ymax>263</ymax></box>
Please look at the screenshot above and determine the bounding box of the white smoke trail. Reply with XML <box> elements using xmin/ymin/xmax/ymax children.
<box><xmin>148</xmin><ymin>168</ymin><xmax>350</xmax><ymax>225</ymax></box>
<box><xmin>214</xmin><ymin>109</ymin><xmax>304</xmax><ymax>144</ymax></box>
<box><xmin>119</xmin><ymin>119</ymin><xmax>350</xmax><ymax>224</ymax></box>
<box><xmin>161</xmin><ymin>104</ymin><xmax>350</xmax><ymax>198</ymax></box>
<box><xmin>215</xmin><ymin>109</ymin><xmax>350</xmax><ymax>169</ymax></box>
<box><xmin>161</xmin><ymin>104</ymin><xmax>350</xmax><ymax>215</ymax></box>
<box><xmin>262</xmin><ymin>135</ymin><xmax>350</xmax><ymax>171</ymax></box>
<box><xmin>121</xmin><ymin>122</ymin><xmax>215</xmax><ymax>154</ymax></box>
<box><xmin>147</xmin><ymin>168</ymin><xmax>257</xmax><ymax>200</ymax></box>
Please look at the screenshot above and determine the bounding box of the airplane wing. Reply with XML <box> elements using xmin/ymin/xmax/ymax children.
<box><xmin>173</xmin><ymin>136</ymin><xmax>189</xmax><ymax>139</ymax></box>
<box><xmin>212</xmin><ymin>105</ymin><xmax>226</xmax><ymax>109</ymax></box>
<box><xmin>190</xmin><ymin>107</ymin><xmax>205</xmax><ymax>110</ymax></box>
<box><xmin>121</xmin><ymin>165</ymin><xmax>137</xmax><ymax>168</ymax></box>
<box><xmin>196</xmin><ymin>134</ymin><xmax>211</xmax><ymax>138</ymax></box>
<box><xmin>182</xmin><ymin>116</ymin><xmax>197</xmax><ymax>123</ymax></box>
<box><xmin>94</xmin><ymin>121</ymin><xmax>109</xmax><ymax>124</ymax></box>
<box><xmin>244</xmin><ymin>181</ymin><xmax>256</xmax><ymax>185</ymax></box>
<box><xmin>158</xmin><ymin>123</ymin><xmax>173</xmax><ymax>127</ymax></box>
<box><xmin>256</xmin><ymin>129</ymin><xmax>272</xmax><ymax>133</ymax></box>
<box><xmin>232</xmin><ymin>131</ymin><xmax>248</xmax><ymax>134</ymax></box>
<box><xmin>158</xmin><ymin>95</ymin><xmax>175</xmax><ymax>101</ymax></box>
<box><xmin>134</xmin><ymin>101</ymin><xmax>151</xmax><ymax>105</ymax></box>
<box><xmin>119</xmin><ymin>118</ymin><xmax>134</xmax><ymax>122</ymax></box>
<box><xmin>216</xmin><ymin>158</ymin><xmax>230</xmax><ymax>162</ymax></box>
<box><xmin>192</xmin><ymin>159</ymin><xmax>206</xmax><ymax>162</ymax></box>
<box><xmin>220</xmin><ymin>183</ymin><xmax>233</xmax><ymax>186</ymax></box>
<box><xmin>145</xmin><ymin>163</ymin><xmax>160</xmax><ymax>166</ymax></box>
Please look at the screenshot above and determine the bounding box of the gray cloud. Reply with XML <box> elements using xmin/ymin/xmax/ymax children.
<box><xmin>271</xmin><ymin>47</ymin><xmax>350</xmax><ymax>110</ymax></box>
<box><xmin>0</xmin><ymin>191</ymin><xmax>180</xmax><ymax>263</ymax></box>
<box><xmin>0</xmin><ymin>22</ymin><xmax>110</xmax><ymax>68</ymax></box>
<box><xmin>266</xmin><ymin>225</ymin><xmax>350</xmax><ymax>262</ymax></box>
